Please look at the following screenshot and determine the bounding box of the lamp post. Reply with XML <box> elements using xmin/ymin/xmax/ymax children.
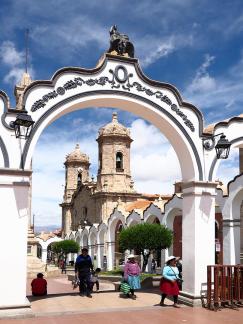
<box><xmin>202</xmin><ymin>133</ymin><xmax>231</xmax><ymax>159</ymax></box>
<box><xmin>10</xmin><ymin>112</ymin><xmax>35</xmax><ymax>139</ymax></box>
<box><xmin>10</xmin><ymin>112</ymin><xmax>35</xmax><ymax>170</ymax></box>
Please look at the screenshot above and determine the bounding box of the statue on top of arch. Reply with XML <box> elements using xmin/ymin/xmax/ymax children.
<box><xmin>108</xmin><ymin>25</ymin><xmax>134</xmax><ymax>58</ymax></box>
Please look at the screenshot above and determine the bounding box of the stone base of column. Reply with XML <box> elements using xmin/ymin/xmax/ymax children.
<box><xmin>0</xmin><ymin>298</ymin><xmax>34</xmax><ymax>319</ymax></box>
<box><xmin>179</xmin><ymin>291</ymin><xmax>204</xmax><ymax>307</ymax></box>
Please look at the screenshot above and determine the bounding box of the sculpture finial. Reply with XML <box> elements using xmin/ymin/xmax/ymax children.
<box><xmin>108</xmin><ymin>25</ymin><xmax>134</xmax><ymax>58</ymax></box>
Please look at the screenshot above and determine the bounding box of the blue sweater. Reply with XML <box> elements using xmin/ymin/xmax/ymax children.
<box><xmin>162</xmin><ymin>266</ymin><xmax>179</xmax><ymax>281</ymax></box>
<box><xmin>75</xmin><ymin>255</ymin><xmax>93</xmax><ymax>274</ymax></box>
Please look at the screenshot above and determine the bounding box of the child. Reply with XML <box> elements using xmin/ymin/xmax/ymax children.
<box><xmin>119</xmin><ymin>279</ymin><xmax>132</xmax><ymax>298</ymax></box>
<box><xmin>90</xmin><ymin>268</ymin><xmax>101</xmax><ymax>292</ymax></box>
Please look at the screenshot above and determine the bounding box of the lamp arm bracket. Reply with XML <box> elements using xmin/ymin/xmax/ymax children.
<box><xmin>202</xmin><ymin>133</ymin><xmax>224</xmax><ymax>151</ymax></box>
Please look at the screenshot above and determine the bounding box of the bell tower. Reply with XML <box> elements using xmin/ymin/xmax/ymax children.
<box><xmin>61</xmin><ymin>144</ymin><xmax>90</xmax><ymax>234</ymax></box>
<box><xmin>96</xmin><ymin>112</ymin><xmax>135</xmax><ymax>193</ymax></box>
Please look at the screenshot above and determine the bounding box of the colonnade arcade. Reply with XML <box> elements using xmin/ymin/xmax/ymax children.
<box><xmin>0</xmin><ymin>53</ymin><xmax>243</xmax><ymax>310</ymax></box>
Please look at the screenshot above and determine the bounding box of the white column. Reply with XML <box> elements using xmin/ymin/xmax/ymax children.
<box><xmin>97</xmin><ymin>243</ymin><xmax>104</xmax><ymax>269</ymax></box>
<box><xmin>161</xmin><ymin>249</ymin><xmax>169</xmax><ymax>268</ymax></box>
<box><xmin>223</xmin><ymin>219</ymin><xmax>241</xmax><ymax>264</ymax></box>
<box><xmin>42</xmin><ymin>248</ymin><xmax>47</xmax><ymax>263</ymax></box>
<box><xmin>0</xmin><ymin>172</ymin><xmax>31</xmax><ymax>309</ymax></box>
<box><xmin>107</xmin><ymin>242</ymin><xmax>115</xmax><ymax>270</ymax></box>
<box><xmin>182</xmin><ymin>181</ymin><xmax>217</xmax><ymax>302</ymax></box>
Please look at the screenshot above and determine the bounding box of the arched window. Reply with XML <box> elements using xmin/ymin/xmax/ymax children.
<box><xmin>82</xmin><ymin>207</ymin><xmax>88</xmax><ymax>220</ymax></box>
<box><xmin>98</xmin><ymin>152</ymin><xmax>102</xmax><ymax>171</ymax></box>
<box><xmin>116</xmin><ymin>152</ymin><xmax>123</xmax><ymax>170</ymax></box>
<box><xmin>77</xmin><ymin>172</ymin><xmax>82</xmax><ymax>186</ymax></box>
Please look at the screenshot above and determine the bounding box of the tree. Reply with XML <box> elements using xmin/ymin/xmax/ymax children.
<box><xmin>52</xmin><ymin>240</ymin><xmax>80</xmax><ymax>265</ymax></box>
<box><xmin>119</xmin><ymin>223</ymin><xmax>173</xmax><ymax>271</ymax></box>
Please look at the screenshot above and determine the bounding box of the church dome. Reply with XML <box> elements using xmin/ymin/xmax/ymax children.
<box><xmin>98</xmin><ymin>112</ymin><xmax>130</xmax><ymax>137</ymax></box>
<box><xmin>65</xmin><ymin>144</ymin><xmax>89</xmax><ymax>163</ymax></box>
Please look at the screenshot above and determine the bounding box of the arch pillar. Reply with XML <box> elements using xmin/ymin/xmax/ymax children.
<box><xmin>0</xmin><ymin>170</ymin><xmax>31</xmax><ymax>309</ymax></box>
<box><xmin>241</xmin><ymin>201</ymin><xmax>243</xmax><ymax>264</ymax></box>
<box><xmin>181</xmin><ymin>181</ymin><xmax>217</xmax><ymax>306</ymax></box>
<box><xmin>223</xmin><ymin>219</ymin><xmax>241</xmax><ymax>264</ymax></box>
<box><xmin>96</xmin><ymin>243</ymin><xmax>104</xmax><ymax>269</ymax></box>
<box><xmin>41</xmin><ymin>248</ymin><xmax>47</xmax><ymax>263</ymax></box>
<box><xmin>107</xmin><ymin>241</ymin><xmax>115</xmax><ymax>270</ymax></box>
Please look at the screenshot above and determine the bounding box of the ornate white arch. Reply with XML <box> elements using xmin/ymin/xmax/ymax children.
<box><xmin>162</xmin><ymin>195</ymin><xmax>182</xmax><ymax>227</ymax></box>
<box><xmin>143</xmin><ymin>203</ymin><xmax>162</xmax><ymax>223</ymax></box>
<box><xmin>68</xmin><ymin>231</ymin><xmax>75</xmax><ymax>240</ymax></box>
<box><xmin>97</xmin><ymin>223</ymin><xmax>108</xmax><ymax>244</ymax></box>
<box><xmin>107</xmin><ymin>209</ymin><xmax>126</xmax><ymax>242</ymax></box>
<box><xmin>215</xmin><ymin>174</ymin><xmax>243</xmax><ymax>264</ymax></box>
<box><xmin>126</xmin><ymin>211</ymin><xmax>141</xmax><ymax>226</ymax></box>
<box><xmin>0</xmin><ymin>55</ymin><xmax>208</xmax><ymax>182</ymax></box>
<box><xmin>75</xmin><ymin>230</ymin><xmax>82</xmax><ymax>248</ymax></box>
<box><xmin>88</xmin><ymin>225</ymin><xmax>97</xmax><ymax>245</ymax></box>
<box><xmin>80</xmin><ymin>228</ymin><xmax>89</xmax><ymax>248</ymax></box>
<box><xmin>97</xmin><ymin>223</ymin><xmax>108</xmax><ymax>269</ymax></box>
<box><xmin>1</xmin><ymin>53</ymin><xmax>241</xmax><ymax>307</ymax></box>
<box><xmin>36</xmin><ymin>236</ymin><xmax>63</xmax><ymax>263</ymax></box>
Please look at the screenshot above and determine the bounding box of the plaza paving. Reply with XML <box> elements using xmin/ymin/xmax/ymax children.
<box><xmin>0</xmin><ymin>275</ymin><xmax>242</xmax><ymax>323</ymax></box>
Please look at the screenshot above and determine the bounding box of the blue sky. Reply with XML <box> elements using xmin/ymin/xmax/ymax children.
<box><xmin>0</xmin><ymin>0</ymin><xmax>242</xmax><ymax>228</ymax></box>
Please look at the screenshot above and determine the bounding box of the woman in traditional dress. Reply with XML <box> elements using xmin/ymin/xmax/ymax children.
<box><xmin>124</xmin><ymin>254</ymin><xmax>141</xmax><ymax>299</ymax></box>
<box><xmin>160</xmin><ymin>256</ymin><xmax>180</xmax><ymax>307</ymax></box>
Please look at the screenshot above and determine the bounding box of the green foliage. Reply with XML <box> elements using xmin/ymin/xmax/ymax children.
<box><xmin>119</xmin><ymin>223</ymin><xmax>173</xmax><ymax>253</ymax></box>
<box><xmin>51</xmin><ymin>240</ymin><xmax>79</xmax><ymax>255</ymax></box>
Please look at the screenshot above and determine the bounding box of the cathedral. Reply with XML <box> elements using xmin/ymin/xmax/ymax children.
<box><xmin>60</xmin><ymin>112</ymin><xmax>172</xmax><ymax>268</ymax></box>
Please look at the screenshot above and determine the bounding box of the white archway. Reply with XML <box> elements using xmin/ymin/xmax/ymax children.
<box><xmin>144</xmin><ymin>204</ymin><xmax>162</xmax><ymax>223</ymax></box>
<box><xmin>107</xmin><ymin>209</ymin><xmax>126</xmax><ymax>270</ymax></box>
<box><xmin>126</xmin><ymin>211</ymin><xmax>141</xmax><ymax>226</ymax></box>
<box><xmin>97</xmin><ymin>223</ymin><xmax>108</xmax><ymax>269</ymax></box>
<box><xmin>36</xmin><ymin>236</ymin><xmax>63</xmax><ymax>263</ymax></box>
<box><xmin>216</xmin><ymin>174</ymin><xmax>243</xmax><ymax>264</ymax></box>
<box><xmin>88</xmin><ymin>225</ymin><xmax>98</xmax><ymax>260</ymax></box>
<box><xmin>80</xmin><ymin>228</ymin><xmax>89</xmax><ymax>249</ymax></box>
<box><xmin>1</xmin><ymin>54</ymin><xmax>242</xmax><ymax>308</ymax></box>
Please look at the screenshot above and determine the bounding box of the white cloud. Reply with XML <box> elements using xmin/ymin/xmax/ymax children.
<box><xmin>130</xmin><ymin>119</ymin><xmax>181</xmax><ymax>193</ymax></box>
<box><xmin>215</xmin><ymin>148</ymin><xmax>239</xmax><ymax>184</ymax></box>
<box><xmin>0</xmin><ymin>40</ymin><xmax>35</xmax><ymax>85</ymax></box>
<box><xmin>183</xmin><ymin>53</ymin><xmax>243</xmax><ymax>123</ymax></box>
<box><xmin>141</xmin><ymin>40</ymin><xmax>175</xmax><ymax>68</ymax></box>
<box><xmin>3</xmin><ymin>67</ymin><xmax>25</xmax><ymax>85</ymax></box>
<box><xmin>138</xmin><ymin>34</ymin><xmax>194</xmax><ymax>68</ymax></box>
<box><xmin>187</xmin><ymin>54</ymin><xmax>216</xmax><ymax>93</ymax></box>
<box><xmin>0</xmin><ymin>41</ymin><xmax>25</xmax><ymax>66</ymax></box>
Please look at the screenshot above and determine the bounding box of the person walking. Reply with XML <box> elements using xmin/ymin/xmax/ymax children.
<box><xmin>151</xmin><ymin>259</ymin><xmax>157</xmax><ymax>274</ymax></box>
<box><xmin>75</xmin><ymin>248</ymin><xmax>94</xmax><ymax>298</ymax></box>
<box><xmin>159</xmin><ymin>256</ymin><xmax>180</xmax><ymax>308</ymax></box>
<box><xmin>60</xmin><ymin>259</ymin><xmax>67</xmax><ymax>274</ymax></box>
<box><xmin>31</xmin><ymin>273</ymin><xmax>47</xmax><ymax>296</ymax></box>
<box><xmin>124</xmin><ymin>254</ymin><xmax>141</xmax><ymax>299</ymax></box>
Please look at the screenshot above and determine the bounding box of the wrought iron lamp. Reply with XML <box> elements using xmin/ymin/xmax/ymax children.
<box><xmin>10</xmin><ymin>112</ymin><xmax>35</xmax><ymax>139</ymax></box>
<box><xmin>202</xmin><ymin>133</ymin><xmax>231</xmax><ymax>159</ymax></box>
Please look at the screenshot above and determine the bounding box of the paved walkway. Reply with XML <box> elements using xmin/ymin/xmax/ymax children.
<box><xmin>0</xmin><ymin>275</ymin><xmax>242</xmax><ymax>323</ymax></box>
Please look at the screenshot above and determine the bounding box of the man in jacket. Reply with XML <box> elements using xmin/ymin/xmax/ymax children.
<box><xmin>75</xmin><ymin>248</ymin><xmax>93</xmax><ymax>297</ymax></box>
